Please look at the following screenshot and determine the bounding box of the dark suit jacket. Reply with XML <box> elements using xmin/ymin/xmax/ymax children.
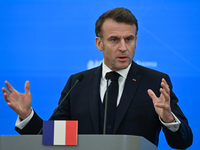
<box><xmin>16</xmin><ymin>61</ymin><xmax>193</xmax><ymax>149</ymax></box>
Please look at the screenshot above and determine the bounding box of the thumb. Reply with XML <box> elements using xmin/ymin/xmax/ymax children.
<box><xmin>147</xmin><ymin>89</ymin><xmax>157</xmax><ymax>100</ymax></box>
<box><xmin>25</xmin><ymin>80</ymin><xmax>30</xmax><ymax>94</ymax></box>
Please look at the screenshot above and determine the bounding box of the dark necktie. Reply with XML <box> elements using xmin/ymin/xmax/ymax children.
<box><xmin>104</xmin><ymin>71</ymin><xmax>120</xmax><ymax>117</ymax></box>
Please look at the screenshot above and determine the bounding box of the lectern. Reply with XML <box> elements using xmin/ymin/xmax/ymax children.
<box><xmin>0</xmin><ymin>135</ymin><xmax>158</xmax><ymax>150</ymax></box>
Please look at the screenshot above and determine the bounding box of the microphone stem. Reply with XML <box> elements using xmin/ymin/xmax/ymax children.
<box><xmin>103</xmin><ymin>79</ymin><xmax>109</xmax><ymax>134</ymax></box>
<box><xmin>37</xmin><ymin>79</ymin><xmax>79</xmax><ymax>135</ymax></box>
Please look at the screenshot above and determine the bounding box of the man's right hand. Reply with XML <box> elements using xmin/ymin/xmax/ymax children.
<box><xmin>2</xmin><ymin>81</ymin><xmax>32</xmax><ymax>120</ymax></box>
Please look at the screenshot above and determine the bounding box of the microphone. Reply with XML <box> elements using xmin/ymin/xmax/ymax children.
<box><xmin>37</xmin><ymin>74</ymin><xmax>84</xmax><ymax>134</ymax></box>
<box><xmin>103</xmin><ymin>73</ymin><xmax>110</xmax><ymax>134</ymax></box>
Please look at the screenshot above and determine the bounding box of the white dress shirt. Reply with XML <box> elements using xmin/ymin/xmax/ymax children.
<box><xmin>100</xmin><ymin>61</ymin><xmax>131</xmax><ymax>106</ymax></box>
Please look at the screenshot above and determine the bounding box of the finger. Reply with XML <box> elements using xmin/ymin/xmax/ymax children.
<box><xmin>4</xmin><ymin>81</ymin><xmax>15</xmax><ymax>93</ymax></box>
<box><xmin>7</xmin><ymin>102</ymin><xmax>15</xmax><ymax>110</ymax></box>
<box><xmin>7</xmin><ymin>102</ymin><xmax>12</xmax><ymax>107</ymax></box>
<box><xmin>161</xmin><ymin>79</ymin><xmax>169</xmax><ymax>89</ymax></box>
<box><xmin>2</xmin><ymin>88</ymin><xmax>10</xmax><ymax>102</ymax></box>
<box><xmin>25</xmin><ymin>81</ymin><xmax>30</xmax><ymax>94</ymax></box>
<box><xmin>161</xmin><ymin>80</ymin><xmax>170</xmax><ymax>95</ymax></box>
<box><xmin>147</xmin><ymin>89</ymin><xmax>158</xmax><ymax>101</ymax></box>
<box><xmin>3</xmin><ymin>93</ymin><xmax>10</xmax><ymax>102</ymax></box>
<box><xmin>2</xmin><ymin>87</ymin><xmax>10</xmax><ymax>95</ymax></box>
<box><xmin>161</xmin><ymin>79</ymin><xmax>170</xmax><ymax>100</ymax></box>
<box><xmin>162</xmin><ymin>78</ymin><xmax>168</xmax><ymax>86</ymax></box>
<box><xmin>154</xmin><ymin>102</ymin><xmax>169</xmax><ymax>109</ymax></box>
<box><xmin>160</xmin><ymin>89</ymin><xmax>170</xmax><ymax>102</ymax></box>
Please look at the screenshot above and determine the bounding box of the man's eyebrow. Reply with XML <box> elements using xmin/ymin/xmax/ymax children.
<box><xmin>112</xmin><ymin>35</ymin><xmax>135</xmax><ymax>38</ymax></box>
<box><xmin>108</xmin><ymin>36</ymin><xmax>119</xmax><ymax>39</ymax></box>
<box><xmin>107</xmin><ymin>34</ymin><xmax>135</xmax><ymax>40</ymax></box>
<box><xmin>125</xmin><ymin>35</ymin><xmax>135</xmax><ymax>39</ymax></box>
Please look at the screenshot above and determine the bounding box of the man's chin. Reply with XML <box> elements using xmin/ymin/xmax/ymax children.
<box><xmin>116</xmin><ymin>63</ymin><xmax>130</xmax><ymax>70</ymax></box>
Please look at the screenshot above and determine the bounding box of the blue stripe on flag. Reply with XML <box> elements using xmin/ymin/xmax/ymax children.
<box><xmin>43</xmin><ymin>121</ymin><xmax>54</xmax><ymax>145</ymax></box>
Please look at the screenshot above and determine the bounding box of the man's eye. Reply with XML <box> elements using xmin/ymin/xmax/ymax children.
<box><xmin>126</xmin><ymin>37</ymin><xmax>133</xmax><ymax>42</ymax></box>
<box><xmin>111</xmin><ymin>38</ymin><xmax>117</xmax><ymax>42</ymax></box>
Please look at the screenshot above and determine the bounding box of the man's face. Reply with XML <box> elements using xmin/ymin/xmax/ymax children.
<box><xmin>95</xmin><ymin>18</ymin><xmax>137</xmax><ymax>71</ymax></box>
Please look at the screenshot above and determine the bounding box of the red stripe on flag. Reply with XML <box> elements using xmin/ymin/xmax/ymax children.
<box><xmin>65</xmin><ymin>121</ymin><xmax>78</xmax><ymax>145</ymax></box>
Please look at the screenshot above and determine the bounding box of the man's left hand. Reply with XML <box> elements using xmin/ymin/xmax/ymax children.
<box><xmin>147</xmin><ymin>78</ymin><xmax>174</xmax><ymax>123</ymax></box>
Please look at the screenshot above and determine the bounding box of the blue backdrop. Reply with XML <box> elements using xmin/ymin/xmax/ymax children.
<box><xmin>0</xmin><ymin>0</ymin><xmax>199</xmax><ymax>149</ymax></box>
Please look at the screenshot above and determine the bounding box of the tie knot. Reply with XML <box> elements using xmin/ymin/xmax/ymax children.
<box><xmin>105</xmin><ymin>71</ymin><xmax>120</xmax><ymax>81</ymax></box>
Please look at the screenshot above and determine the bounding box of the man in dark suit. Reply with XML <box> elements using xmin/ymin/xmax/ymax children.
<box><xmin>2</xmin><ymin>8</ymin><xmax>193</xmax><ymax>149</ymax></box>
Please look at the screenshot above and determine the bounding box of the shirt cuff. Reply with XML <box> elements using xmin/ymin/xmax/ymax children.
<box><xmin>159</xmin><ymin>112</ymin><xmax>181</xmax><ymax>132</ymax></box>
<box><xmin>15</xmin><ymin>109</ymin><xmax>34</xmax><ymax>130</ymax></box>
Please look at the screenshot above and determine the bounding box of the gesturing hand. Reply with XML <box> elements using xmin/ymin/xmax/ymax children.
<box><xmin>147</xmin><ymin>78</ymin><xmax>174</xmax><ymax>123</ymax></box>
<box><xmin>2</xmin><ymin>81</ymin><xmax>32</xmax><ymax>120</ymax></box>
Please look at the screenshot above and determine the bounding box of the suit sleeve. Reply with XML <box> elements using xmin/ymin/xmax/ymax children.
<box><xmin>15</xmin><ymin>110</ymin><xmax>43</xmax><ymax>134</ymax></box>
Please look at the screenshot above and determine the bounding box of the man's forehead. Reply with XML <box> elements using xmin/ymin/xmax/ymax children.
<box><xmin>101</xmin><ymin>19</ymin><xmax>137</xmax><ymax>37</ymax></box>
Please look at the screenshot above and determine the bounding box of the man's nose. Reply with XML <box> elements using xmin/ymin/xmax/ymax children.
<box><xmin>119</xmin><ymin>39</ymin><xmax>127</xmax><ymax>51</ymax></box>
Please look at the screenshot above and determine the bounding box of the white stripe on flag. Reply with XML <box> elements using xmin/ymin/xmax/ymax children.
<box><xmin>54</xmin><ymin>121</ymin><xmax>66</xmax><ymax>145</ymax></box>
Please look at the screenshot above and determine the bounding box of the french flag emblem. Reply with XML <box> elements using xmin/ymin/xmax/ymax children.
<box><xmin>43</xmin><ymin>120</ymin><xmax>78</xmax><ymax>145</ymax></box>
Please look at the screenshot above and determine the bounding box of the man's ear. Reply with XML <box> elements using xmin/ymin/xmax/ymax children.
<box><xmin>95</xmin><ymin>37</ymin><xmax>103</xmax><ymax>51</ymax></box>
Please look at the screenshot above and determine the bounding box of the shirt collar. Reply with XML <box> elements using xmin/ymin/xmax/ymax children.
<box><xmin>102</xmin><ymin>59</ymin><xmax>132</xmax><ymax>79</ymax></box>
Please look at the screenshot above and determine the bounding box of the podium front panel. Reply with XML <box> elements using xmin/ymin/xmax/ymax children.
<box><xmin>0</xmin><ymin>135</ymin><xmax>157</xmax><ymax>150</ymax></box>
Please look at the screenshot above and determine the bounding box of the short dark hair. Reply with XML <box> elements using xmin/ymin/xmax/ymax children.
<box><xmin>95</xmin><ymin>7</ymin><xmax>138</xmax><ymax>38</ymax></box>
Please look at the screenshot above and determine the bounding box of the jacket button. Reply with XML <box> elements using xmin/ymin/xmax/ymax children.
<box><xmin>107</xmin><ymin>125</ymin><xmax>112</xmax><ymax>129</ymax></box>
<box><xmin>182</xmin><ymin>132</ymin><xmax>185</xmax><ymax>138</ymax></box>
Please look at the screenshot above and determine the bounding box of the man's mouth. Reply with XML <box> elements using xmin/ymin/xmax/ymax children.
<box><xmin>118</xmin><ymin>56</ymin><xmax>127</xmax><ymax>61</ymax></box>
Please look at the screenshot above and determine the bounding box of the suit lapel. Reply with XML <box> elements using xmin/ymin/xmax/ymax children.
<box><xmin>113</xmin><ymin>62</ymin><xmax>141</xmax><ymax>133</ymax></box>
<box><xmin>89</xmin><ymin>66</ymin><xmax>102</xmax><ymax>134</ymax></box>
